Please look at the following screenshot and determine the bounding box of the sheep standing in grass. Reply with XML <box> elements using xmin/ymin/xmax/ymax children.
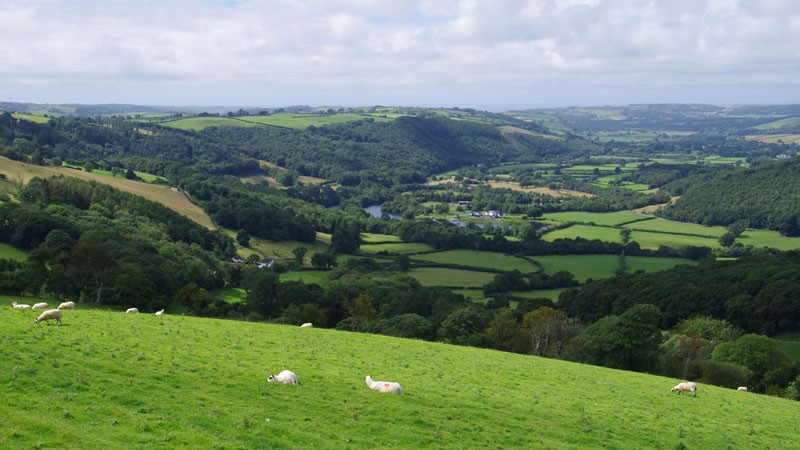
<box><xmin>738</xmin><ymin>386</ymin><xmax>748</xmax><ymax>392</ymax></box>
<box><xmin>35</xmin><ymin>309</ymin><xmax>62</xmax><ymax>325</ymax></box>
<box><xmin>125</xmin><ymin>308</ymin><xmax>139</xmax><ymax>314</ymax></box>
<box><xmin>267</xmin><ymin>370</ymin><xmax>300</xmax><ymax>385</ymax></box>
<box><xmin>671</xmin><ymin>382</ymin><xmax>697</xmax><ymax>397</ymax></box>
<box><xmin>12</xmin><ymin>302</ymin><xmax>30</xmax><ymax>309</ymax></box>
<box><xmin>57</xmin><ymin>301</ymin><xmax>75</xmax><ymax>310</ymax></box>
<box><xmin>300</xmin><ymin>322</ymin><xmax>313</xmax><ymax>328</ymax></box>
<box><xmin>365</xmin><ymin>375</ymin><xmax>404</xmax><ymax>395</ymax></box>
<box><xmin>32</xmin><ymin>302</ymin><xmax>48</xmax><ymax>310</ymax></box>
<box><xmin>155</xmin><ymin>309</ymin><xmax>164</xmax><ymax>316</ymax></box>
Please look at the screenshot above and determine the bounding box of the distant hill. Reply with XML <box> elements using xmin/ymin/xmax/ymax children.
<box><xmin>659</xmin><ymin>157</ymin><xmax>800</xmax><ymax>235</ymax></box>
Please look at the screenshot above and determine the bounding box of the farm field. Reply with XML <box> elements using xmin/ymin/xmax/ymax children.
<box><xmin>541</xmin><ymin>224</ymin><xmax>624</xmax><ymax>243</ymax></box>
<box><xmin>1</xmin><ymin>295</ymin><xmax>797</xmax><ymax>449</ymax></box>
<box><xmin>0</xmin><ymin>243</ymin><xmax>27</xmax><ymax>261</ymax></box>
<box><xmin>279</xmin><ymin>270</ymin><xmax>329</xmax><ymax>284</ymax></box>
<box><xmin>543</xmin><ymin>211</ymin><xmax>649</xmax><ymax>226</ymax></box>
<box><xmin>738</xmin><ymin>229</ymin><xmax>800</xmax><ymax>251</ymax></box>
<box><xmin>209</xmin><ymin>287</ymin><xmax>247</xmax><ymax>304</ymax></box>
<box><xmin>238</xmin><ymin>112</ymin><xmax>393</xmax><ymax>129</ymax></box>
<box><xmin>629</xmin><ymin>230</ymin><xmax>720</xmax><ymax>250</ymax></box>
<box><xmin>624</xmin><ymin>256</ymin><xmax>697</xmax><ymax>273</ymax></box>
<box><xmin>408</xmin><ymin>267</ymin><xmax>497</xmax><ymax>288</ymax></box>
<box><xmin>625</xmin><ymin>218</ymin><xmax>726</xmax><ymax>237</ymax></box>
<box><xmin>0</xmin><ymin>156</ymin><xmax>215</xmax><ymax>229</ymax></box>
<box><xmin>410</xmin><ymin>250</ymin><xmax>539</xmax><ymax>273</ymax></box>
<box><xmin>11</xmin><ymin>112</ymin><xmax>50</xmax><ymax>123</ymax></box>
<box><xmin>509</xmin><ymin>288</ymin><xmax>569</xmax><ymax>301</ymax></box>
<box><xmin>360</xmin><ymin>242</ymin><xmax>436</xmax><ymax>255</ymax></box>
<box><xmin>235</xmin><ymin>234</ymin><xmax>330</xmax><ymax>265</ymax></box>
<box><xmin>156</xmin><ymin>116</ymin><xmax>263</xmax><ymax>131</ymax></box>
<box><xmin>360</xmin><ymin>233</ymin><xmax>403</xmax><ymax>243</ymax></box>
<box><xmin>531</xmin><ymin>255</ymin><xmax>694</xmax><ymax>283</ymax></box>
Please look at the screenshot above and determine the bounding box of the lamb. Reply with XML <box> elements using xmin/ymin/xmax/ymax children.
<box><xmin>365</xmin><ymin>375</ymin><xmax>404</xmax><ymax>395</ymax></box>
<box><xmin>57</xmin><ymin>301</ymin><xmax>75</xmax><ymax>310</ymax></box>
<box><xmin>35</xmin><ymin>309</ymin><xmax>62</xmax><ymax>325</ymax></box>
<box><xmin>671</xmin><ymin>381</ymin><xmax>697</xmax><ymax>397</ymax></box>
<box><xmin>300</xmin><ymin>322</ymin><xmax>313</xmax><ymax>328</ymax></box>
<box><xmin>155</xmin><ymin>309</ymin><xmax>164</xmax><ymax>316</ymax></box>
<box><xmin>125</xmin><ymin>308</ymin><xmax>139</xmax><ymax>314</ymax></box>
<box><xmin>31</xmin><ymin>302</ymin><xmax>49</xmax><ymax>310</ymax></box>
<box><xmin>266</xmin><ymin>370</ymin><xmax>300</xmax><ymax>385</ymax></box>
<box><xmin>11</xmin><ymin>302</ymin><xmax>30</xmax><ymax>309</ymax></box>
<box><xmin>738</xmin><ymin>386</ymin><xmax>748</xmax><ymax>392</ymax></box>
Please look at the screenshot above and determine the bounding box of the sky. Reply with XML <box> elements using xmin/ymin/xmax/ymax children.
<box><xmin>2</xmin><ymin>0</ymin><xmax>800</xmax><ymax>111</ymax></box>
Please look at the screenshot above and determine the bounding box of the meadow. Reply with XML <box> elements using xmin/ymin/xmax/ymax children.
<box><xmin>410</xmin><ymin>250</ymin><xmax>539</xmax><ymax>273</ymax></box>
<box><xmin>156</xmin><ymin>113</ymin><xmax>393</xmax><ymax>131</ymax></box>
<box><xmin>531</xmin><ymin>255</ymin><xmax>695</xmax><ymax>283</ymax></box>
<box><xmin>359</xmin><ymin>242</ymin><xmax>436</xmax><ymax>255</ymax></box>
<box><xmin>0</xmin><ymin>242</ymin><xmax>28</xmax><ymax>261</ymax></box>
<box><xmin>543</xmin><ymin>211</ymin><xmax>648</xmax><ymax>227</ymax></box>
<box><xmin>1</xmin><ymin>296</ymin><xmax>797</xmax><ymax>449</ymax></box>
<box><xmin>407</xmin><ymin>267</ymin><xmax>498</xmax><ymax>288</ymax></box>
<box><xmin>279</xmin><ymin>270</ymin><xmax>329</xmax><ymax>284</ymax></box>
<box><xmin>541</xmin><ymin>224</ymin><xmax>625</xmax><ymax>243</ymax></box>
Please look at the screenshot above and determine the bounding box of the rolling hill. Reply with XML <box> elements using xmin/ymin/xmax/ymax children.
<box><xmin>1</xmin><ymin>296</ymin><xmax>797</xmax><ymax>449</ymax></box>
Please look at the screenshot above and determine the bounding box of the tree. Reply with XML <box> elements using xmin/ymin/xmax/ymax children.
<box><xmin>311</xmin><ymin>252</ymin><xmax>337</xmax><ymax>269</ymax></box>
<box><xmin>438</xmin><ymin>305</ymin><xmax>488</xmax><ymax>346</ymax></box>
<box><xmin>521</xmin><ymin>306</ymin><xmax>574</xmax><ymax>357</ymax></box>
<box><xmin>485</xmin><ymin>308</ymin><xmax>523</xmax><ymax>352</ymax></box>
<box><xmin>331</xmin><ymin>219</ymin><xmax>361</xmax><ymax>254</ymax></box>
<box><xmin>718</xmin><ymin>231</ymin><xmax>736</xmax><ymax>247</ymax></box>
<box><xmin>71</xmin><ymin>241</ymin><xmax>116</xmax><ymax>304</ymax></box>
<box><xmin>712</xmin><ymin>333</ymin><xmax>798</xmax><ymax>391</ymax></box>
<box><xmin>125</xmin><ymin>168</ymin><xmax>137</xmax><ymax>180</ymax></box>
<box><xmin>244</xmin><ymin>270</ymin><xmax>280</xmax><ymax>318</ymax></box>
<box><xmin>236</xmin><ymin>229</ymin><xmax>250</xmax><ymax>247</ymax></box>
<box><xmin>292</xmin><ymin>247</ymin><xmax>308</xmax><ymax>266</ymax></box>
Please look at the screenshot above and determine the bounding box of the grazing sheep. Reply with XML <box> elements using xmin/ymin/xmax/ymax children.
<box><xmin>738</xmin><ymin>386</ymin><xmax>748</xmax><ymax>392</ymax></box>
<box><xmin>671</xmin><ymin>382</ymin><xmax>697</xmax><ymax>397</ymax></box>
<box><xmin>31</xmin><ymin>302</ymin><xmax>49</xmax><ymax>310</ymax></box>
<box><xmin>365</xmin><ymin>375</ymin><xmax>404</xmax><ymax>395</ymax></box>
<box><xmin>12</xmin><ymin>302</ymin><xmax>30</xmax><ymax>309</ymax></box>
<box><xmin>57</xmin><ymin>301</ymin><xmax>75</xmax><ymax>310</ymax></box>
<box><xmin>300</xmin><ymin>322</ymin><xmax>313</xmax><ymax>328</ymax></box>
<box><xmin>267</xmin><ymin>370</ymin><xmax>299</xmax><ymax>385</ymax></box>
<box><xmin>35</xmin><ymin>309</ymin><xmax>62</xmax><ymax>325</ymax></box>
<box><xmin>155</xmin><ymin>309</ymin><xmax>164</xmax><ymax>315</ymax></box>
<box><xmin>125</xmin><ymin>308</ymin><xmax>139</xmax><ymax>314</ymax></box>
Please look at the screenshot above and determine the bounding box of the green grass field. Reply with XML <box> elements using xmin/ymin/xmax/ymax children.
<box><xmin>0</xmin><ymin>243</ymin><xmax>28</xmax><ymax>261</ymax></box>
<box><xmin>738</xmin><ymin>229</ymin><xmax>800</xmax><ymax>251</ymax></box>
<box><xmin>209</xmin><ymin>287</ymin><xmax>247</xmax><ymax>304</ymax></box>
<box><xmin>360</xmin><ymin>242</ymin><xmax>436</xmax><ymax>255</ymax></box>
<box><xmin>408</xmin><ymin>267</ymin><xmax>498</xmax><ymax>288</ymax></box>
<box><xmin>776</xmin><ymin>340</ymin><xmax>800</xmax><ymax>360</ymax></box>
<box><xmin>238</xmin><ymin>113</ymin><xmax>392</xmax><ymax>129</ymax></box>
<box><xmin>626</xmin><ymin>219</ymin><xmax>725</xmax><ymax>238</ymax></box>
<box><xmin>235</xmin><ymin>233</ymin><xmax>330</xmax><ymax>265</ymax></box>
<box><xmin>509</xmin><ymin>288</ymin><xmax>569</xmax><ymax>301</ymax></box>
<box><xmin>542</xmin><ymin>224</ymin><xmax>624</xmax><ymax>243</ymax></box>
<box><xmin>1</xmin><ymin>295</ymin><xmax>797</xmax><ymax>449</ymax></box>
<box><xmin>157</xmin><ymin>116</ymin><xmax>263</xmax><ymax>131</ymax></box>
<box><xmin>11</xmin><ymin>112</ymin><xmax>51</xmax><ymax>123</ymax></box>
<box><xmin>410</xmin><ymin>250</ymin><xmax>539</xmax><ymax>273</ymax></box>
<box><xmin>531</xmin><ymin>255</ymin><xmax>695</xmax><ymax>282</ymax></box>
<box><xmin>360</xmin><ymin>233</ymin><xmax>403</xmax><ymax>243</ymax></box>
<box><xmin>279</xmin><ymin>270</ymin><xmax>329</xmax><ymax>284</ymax></box>
<box><xmin>543</xmin><ymin>211</ymin><xmax>649</xmax><ymax>227</ymax></box>
<box><xmin>629</xmin><ymin>230</ymin><xmax>721</xmax><ymax>250</ymax></box>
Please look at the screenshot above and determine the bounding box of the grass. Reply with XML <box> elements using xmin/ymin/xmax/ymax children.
<box><xmin>543</xmin><ymin>211</ymin><xmax>649</xmax><ymax>227</ymax></box>
<box><xmin>745</xmin><ymin>134</ymin><xmax>800</xmax><ymax>144</ymax></box>
<box><xmin>0</xmin><ymin>156</ymin><xmax>215</xmax><ymax>230</ymax></box>
<box><xmin>509</xmin><ymin>288</ymin><xmax>569</xmax><ymax>301</ymax></box>
<box><xmin>542</xmin><ymin>224</ymin><xmax>624</xmax><ymax>243</ymax></box>
<box><xmin>279</xmin><ymin>270</ymin><xmax>329</xmax><ymax>284</ymax></box>
<box><xmin>156</xmin><ymin>113</ymin><xmax>393</xmax><ymax>131</ymax></box>
<box><xmin>360</xmin><ymin>242</ymin><xmax>436</xmax><ymax>255</ymax></box>
<box><xmin>157</xmin><ymin>116</ymin><xmax>263</xmax><ymax>131</ymax></box>
<box><xmin>628</xmin><ymin>230</ymin><xmax>721</xmax><ymax>250</ymax></box>
<box><xmin>1</xmin><ymin>294</ymin><xmax>797</xmax><ymax>449</ymax></box>
<box><xmin>411</xmin><ymin>250</ymin><xmax>539</xmax><ymax>273</ymax></box>
<box><xmin>0</xmin><ymin>243</ymin><xmax>28</xmax><ymax>261</ymax></box>
<box><xmin>738</xmin><ymin>229</ymin><xmax>800</xmax><ymax>251</ymax></box>
<box><xmin>531</xmin><ymin>255</ymin><xmax>695</xmax><ymax>283</ymax></box>
<box><xmin>408</xmin><ymin>267</ymin><xmax>498</xmax><ymax>288</ymax></box>
<box><xmin>776</xmin><ymin>340</ymin><xmax>800</xmax><ymax>361</ymax></box>
<box><xmin>235</xmin><ymin>233</ymin><xmax>330</xmax><ymax>265</ymax></box>
<box><xmin>11</xmin><ymin>112</ymin><xmax>51</xmax><ymax>124</ymax></box>
<box><xmin>360</xmin><ymin>233</ymin><xmax>403</xmax><ymax>243</ymax></box>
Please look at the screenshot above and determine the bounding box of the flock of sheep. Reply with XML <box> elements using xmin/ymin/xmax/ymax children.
<box><xmin>12</xmin><ymin>302</ymin><xmax>751</xmax><ymax>396</ymax></box>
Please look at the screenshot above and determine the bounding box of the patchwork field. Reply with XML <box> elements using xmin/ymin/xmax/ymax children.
<box><xmin>360</xmin><ymin>242</ymin><xmax>436</xmax><ymax>255</ymax></box>
<box><xmin>541</xmin><ymin>224</ymin><xmax>624</xmax><ymax>243</ymax></box>
<box><xmin>411</xmin><ymin>250</ymin><xmax>539</xmax><ymax>273</ymax></box>
<box><xmin>531</xmin><ymin>255</ymin><xmax>695</xmax><ymax>282</ymax></box>
<box><xmin>543</xmin><ymin>211</ymin><xmax>649</xmax><ymax>227</ymax></box>
<box><xmin>279</xmin><ymin>270</ymin><xmax>329</xmax><ymax>284</ymax></box>
<box><xmin>408</xmin><ymin>267</ymin><xmax>497</xmax><ymax>288</ymax></box>
<box><xmin>1</xmin><ymin>295</ymin><xmax>797</xmax><ymax>449</ymax></box>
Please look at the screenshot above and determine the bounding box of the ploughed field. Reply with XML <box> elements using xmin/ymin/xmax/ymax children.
<box><xmin>2</xmin><ymin>296</ymin><xmax>797</xmax><ymax>449</ymax></box>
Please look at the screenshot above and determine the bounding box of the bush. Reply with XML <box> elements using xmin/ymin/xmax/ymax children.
<box><xmin>701</xmin><ymin>360</ymin><xmax>751</xmax><ymax>388</ymax></box>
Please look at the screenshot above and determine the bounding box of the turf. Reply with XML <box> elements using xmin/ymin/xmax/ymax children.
<box><xmin>410</xmin><ymin>249</ymin><xmax>539</xmax><ymax>273</ymax></box>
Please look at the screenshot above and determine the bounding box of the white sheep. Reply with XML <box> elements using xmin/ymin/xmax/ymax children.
<box><xmin>737</xmin><ymin>386</ymin><xmax>748</xmax><ymax>392</ymax></box>
<box><xmin>267</xmin><ymin>370</ymin><xmax>300</xmax><ymax>385</ymax></box>
<box><xmin>31</xmin><ymin>302</ymin><xmax>49</xmax><ymax>310</ymax></box>
<box><xmin>671</xmin><ymin>381</ymin><xmax>697</xmax><ymax>397</ymax></box>
<box><xmin>125</xmin><ymin>307</ymin><xmax>139</xmax><ymax>314</ymax></box>
<box><xmin>365</xmin><ymin>375</ymin><xmax>404</xmax><ymax>395</ymax></box>
<box><xmin>35</xmin><ymin>309</ymin><xmax>62</xmax><ymax>325</ymax></box>
<box><xmin>57</xmin><ymin>301</ymin><xmax>75</xmax><ymax>310</ymax></box>
<box><xmin>155</xmin><ymin>309</ymin><xmax>164</xmax><ymax>316</ymax></box>
<box><xmin>300</xmin><ymin>322</ymin><xmax>313</xmax><ymax>328</ymax></box>
<box><xmin>12</xmin><ymin>302</ymin><xmax>31</xmax><ymax>309</ymax></box>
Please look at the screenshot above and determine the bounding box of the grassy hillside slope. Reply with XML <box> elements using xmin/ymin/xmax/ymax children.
<box><xmin>0</xmin><ymin>156</ymin><xmax>215</xmax><ymax>229</ymax></box>
<box><xmin>1</xmin><ymin>296</ymin><xmax>797</xmax><ymax>449</ymax></box>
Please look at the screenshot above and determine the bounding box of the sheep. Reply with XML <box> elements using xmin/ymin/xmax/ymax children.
<box><xmin>738</xmin><ymin>386</ymin><xmax>748</xmax><ymax>392</ymax></box>
<box><xmin>365</xmin><ymin>375</ymin><xmax>404</xmax><ymax>395</ymax></box>
<box><xmin>57</xmin><ymin>301</ymin><xmax>75</xmax><ymax>310</ymax></box>
<box><xmin>11</xmin><ymin>302</ymin><xmax>30</xmax><ymax>309</ymax></box>
<box><xmin>155</xmin><ymin>309</ymin><xmax>164</xmax><ymax>315</ymax></box>
<box><xmin>266</xmin><ymin>370</ymin><xmax>300</xmax><ymax>385</ymax></box>
<box><xmin>125</xmin><ymin>308</ymin><xmax>139</xmax><ymax>314</ymax></box>
<box><xmin>35</xmin><ymin>309</ymin><xmax>62</xmax><ymax>325</ymax></box>
<box><xmin>31</xmin><ymin>302</ymin><xmax>48</xmax><ymax>310</ymax></box>
<box><xmin>671</xmin><ymin>381</ymin><xmax>697</xmax><ymax>397</ymax></box>
<box><xmin>300</xmin><ymin>322</ymin><xmax>313</xmax><ymax>328</ymax></box>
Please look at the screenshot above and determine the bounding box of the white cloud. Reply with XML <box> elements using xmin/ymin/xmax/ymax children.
<box><xmin>1</xmin><ymin>0</ymin><xmax>800</xmax><ymax>107</ymax></box>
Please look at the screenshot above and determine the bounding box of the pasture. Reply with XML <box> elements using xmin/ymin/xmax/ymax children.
<box><xmin>408</xmin><ymin>267</ymin><xmax>497</xmax><ymax>288</ymax></box>
<box><xmin>745</xmin><ymin>134</ymin><xmax>800</xmax><ymax>144</ymax></box>
<box><xmin>543</xmin><ymin>211</ymin><xmax>648</xmax><ymax>227</ymax></box>
<box><xmin>738</xmin><ymin>229</ymin><xmax>800</xmax><ymax>251</ymax></box>
<box><xmin>209</xmin><ymin>287</ymin><xmax>247</xmax><ymax>304</ymax></box>
<box><xmin>235</xmin><ymin>233</ymin><xmax>330</xmax><ymax>265</ymax></box>
<box><xmin>156</xmin><ymin>116</ymin><xmax>263</xmax><ymax>131</ymax></box>
<box><xmin>279</xmin><ymin>270</ymin><xmax>329</xmax><ymax>285</ymax></box>
<box><xmin>360</xmin><ymin>233</ymin><xmax>403</xmax><ymax>243</ymax></box>
<box><xmin>360</xmin><ymin>242</ymin><xmax>436</xmax><ymax>255</ymax></box>
<box><xmin>531</xmin><ymin>255</ymin><xmax>695</xmax><ymax>283</ymax></box>
<box><xmin>0</xmin><ymin>156</ymin><xmax>215</xmax><ymax>230</ymax></box>
<box><xmin>1</xmin><ymin>295</ymin><xmax>797</xmax><ymax>449</ymax></box>
<box><xmin>541</xmin><ymin>224</ymin><xmax>624</xmax><ymax>243</ymax></box>
<box><xmin>410</xmin><ymin>250</ymin><xmax>539</xmax><ymax>273</ymax></box>
<box><xmin>0</xmin><ymin>243</ymin><xmax>28</xmax><ymax>261</ymax></box>
<box><xmin>237</xmin><ymin>112</ymin><xmax>392</xmax><ymax>129</ymax></box>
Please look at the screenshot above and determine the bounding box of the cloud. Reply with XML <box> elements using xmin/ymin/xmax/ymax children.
<box><xmin>1</xmin><ymin>0</ymin><xmax>799</xmax><ymax>106</ymax></box>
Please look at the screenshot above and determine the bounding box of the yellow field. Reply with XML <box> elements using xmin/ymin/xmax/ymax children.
<box><xmin>745</xmin><ymin>134</ymin><xmax>800</xmax><ymax>144</ymax></box>
<box><xmin>0</xmin><ymin>157</ymin><xmax>215</xmax><ymax>229</ymax></box>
